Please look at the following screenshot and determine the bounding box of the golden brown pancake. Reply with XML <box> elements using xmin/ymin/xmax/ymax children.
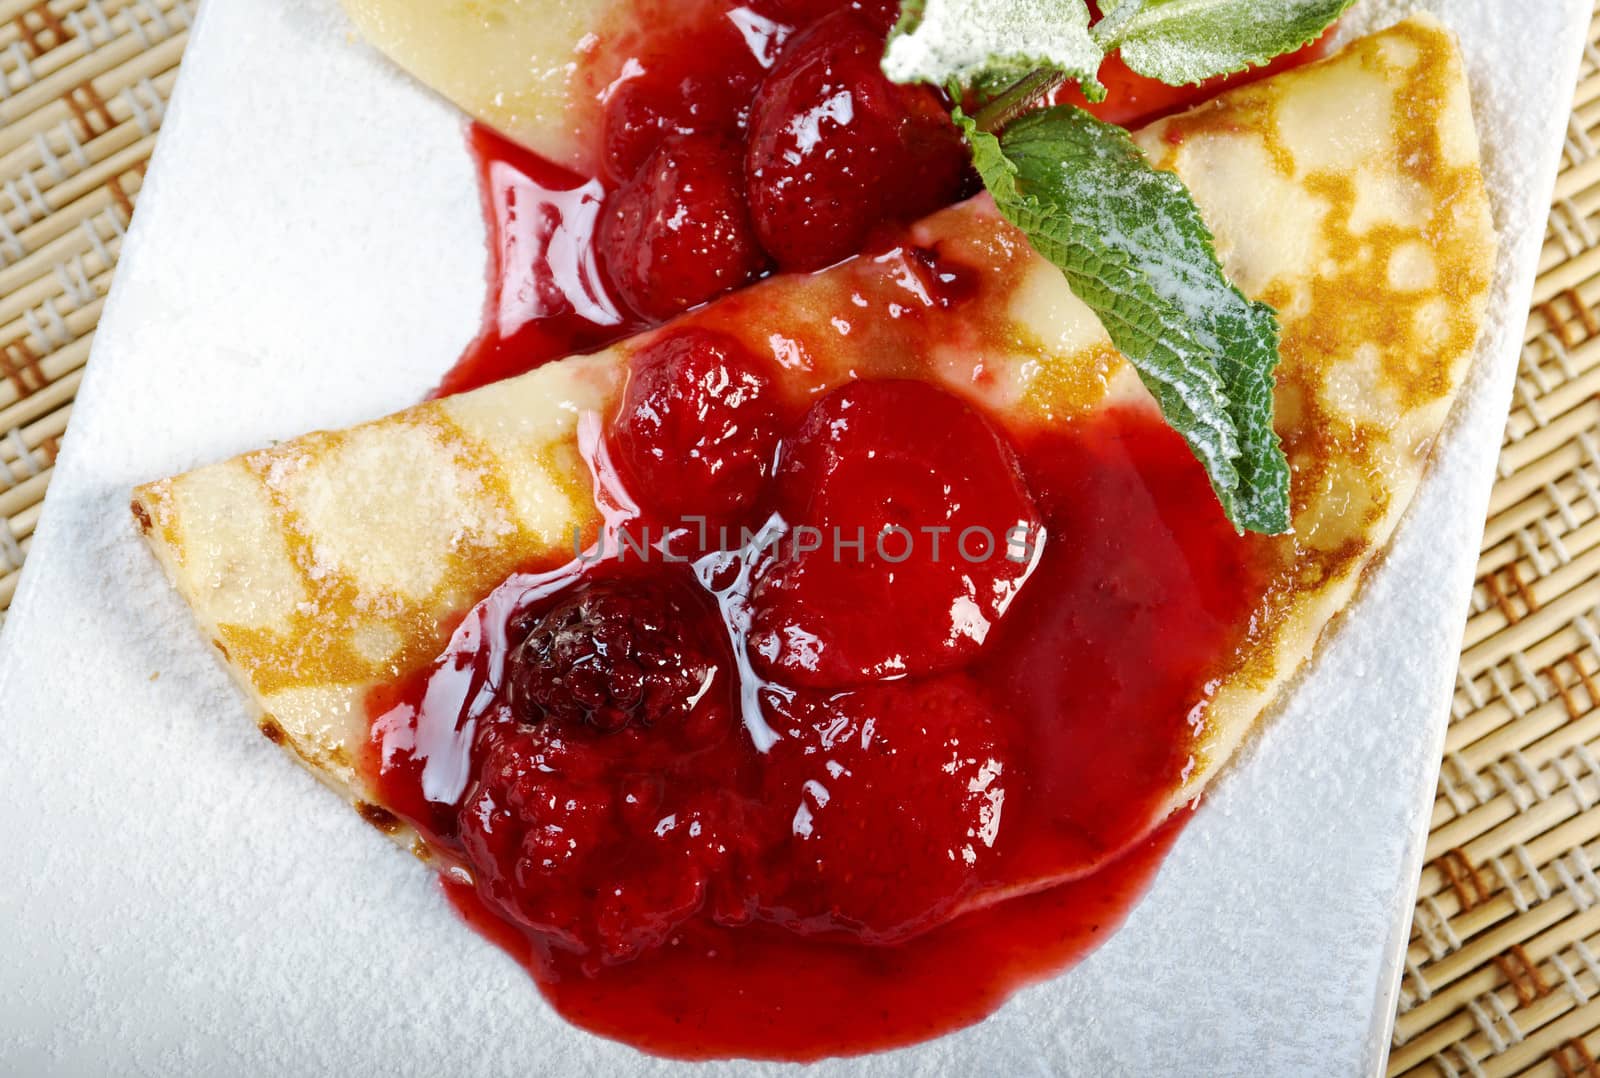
<box><xmin>134</xmin><ymin>16</ymin><xmax>1494</xmax><ymax>887</ymax></box>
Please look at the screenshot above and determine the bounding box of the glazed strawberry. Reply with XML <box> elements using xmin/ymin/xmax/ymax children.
<box><xmin>751</xmin><ymin>675</ymin><xmax>1009</xmax><ymax>942</ymax></box>
<box><xmin>747</xmin><ymin>380</ymin><xmax>1043</xmax><ymax>688</ymax></box>
<box><xmin>744</xmin><ymin>9</ymin><xmax>969</xmax><ymax>271</ymax></box>
<box><xmin>744</xmin><ymin>0</ymin><xmax>901</xmax><ymax>33</ymax></box>
<box><xmin>459</xmin><ymin>722</ymin><xmax>732</xmax><ymax>964</ymax></box>
<box><xmin>600</xmin><ymin>20</ymin><xmax>767</xmax><ymax>183</ymax></box>
<box><xmin>610</xmin><ymin>327</ymin><xmax>783</xmax><ymax>524</ymax></box>
<box><xmin>599</xmin><ymin>133</ymin><xmax>769</xmax><ymax>322</ymax></box>
<box><xmin>506</xmin><ymin>576</ymin><xmax>722</xmax><ymax>736</ymax></box>
<box><xmin>598</xmin><ymin>0</ymin><xmax>907</xmax><ymax>185</ymax></box>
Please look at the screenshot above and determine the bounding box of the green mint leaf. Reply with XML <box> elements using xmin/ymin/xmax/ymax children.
<box><xmin>882</xmin><ymin>0</ymin><xmax>1105</xmax><ymax>102</ymax></box>
<box><xmin>1099</xmin><ymin>0</ymin><xmax>1354</xmax><ymax>85</ymax></box>
<box><xmin>958</xmin><ymin>105</ymin><xmax>1289</xmax><ymax>533</ymax></box>
<box><xmin>890</xmin><ymin>0</ymin><xmax>927</xmax><ymax>38</ymax></box>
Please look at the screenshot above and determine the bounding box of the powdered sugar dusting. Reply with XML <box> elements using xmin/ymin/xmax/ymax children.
<box><xmin>882</xmin><ymin>0</ymin><xmax>1102</xmax><ymax>87</ymax></box>
<box><xmin>0</xmin><ymin>0</ymin><xmax>1589</xmax><ymax>1074</ymax></box>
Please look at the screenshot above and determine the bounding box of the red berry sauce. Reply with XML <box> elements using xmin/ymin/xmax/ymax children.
<box><xmin>434</xmin><ymin>127</ymin><xmax>646</xmax><ymax>400</ymax></box>
<box><xmin>1060</xmin><ymin>29</ymin><xmax>1339</xmax><ymax>129</ymax></box>
<box><xmin>368</xmin><ymin>331</ymin><xmax>1280</xmax><ymax>1057</ymax></box>
<box><xmin>380</xmin><ymin>0</ymin><xmax>1333</xmax><ymax>1060</ymax></box>
<box><xmin>445</xmin><ymin>815</ymin><xmax>1187</xmax><ymax>1060</ymax></box>
<box><xmin>437</xmin><ymin>4</ymin><xmax>1331</xmax><ymax>398</ymax></box>
<box><xmin>437</xmin><ymin>0</ymin><xmax>973</xmax><ymax>397</ymax></box>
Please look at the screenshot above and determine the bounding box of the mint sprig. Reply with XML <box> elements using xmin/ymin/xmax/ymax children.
<box><xmin>1099</xmin><ymin>0</ymin><xmax>1356</xmax><ymax>85</ymax></box>
<box><xmin>880</xmin><ymin>0</ymin><xmax>1344</xmax><ymax>533</ymax></box>
<box><xmin>882</xmin><ymin>0</ymin><xmax>1105</xmax><ymax>101</ymax></box>
<box><xmin>959</xmin><ymin>107</ymin><xmax>1289</xmax><ymax>533</ymax></box>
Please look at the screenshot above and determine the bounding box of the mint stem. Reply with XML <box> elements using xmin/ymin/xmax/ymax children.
<box><xmin>971</xmin><ymin>68</ymin><xmax>1068</xmax><ymax>133</ymax></box>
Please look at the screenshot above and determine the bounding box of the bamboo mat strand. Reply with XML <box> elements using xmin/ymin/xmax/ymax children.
<box><xmin>1391</xmin><ymin>14</ymin><xmax>1600</xmax><ymax>1073</ymax></box>
<box><xmin>0</xmin><ymin>0</ymin><xmax>186</xmax><ymax>618</ymax></box>
<box><xmin>2</xmin><ymin>4</ymin><xmax>1600</xmax><ymax>1075</ymax></box>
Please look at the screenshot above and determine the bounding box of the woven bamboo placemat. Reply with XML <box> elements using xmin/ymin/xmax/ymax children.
<box><xmin>0</xmin><ymin>0</ymin><xmax>190</xmax><ymax>616</ymax></box>
<box><xmin>2</xmin><ymin>3</ymin><xmax>1599</xmax><ymax>1074</ymax></box>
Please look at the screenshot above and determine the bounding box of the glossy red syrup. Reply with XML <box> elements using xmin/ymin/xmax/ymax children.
<box><xmin>438</xmin><ymin>0</ymin><xmax>966</xmax><ymax>396</ymax></box>
<box><xmin>1062</xmin><ymin>30</ymin><xmax>1338</xmax><ymax>128</ymax></box>
<box><xmin>437</xmin><ymin>19</ymin><xmax>1329</xmax><ymax>397</ymax></box>
<box><xmin>444</xmin><ymin>816</ymin><xmax>1186</xmax><ymax>1060</ymax></box>
<box><xmin>1052</xmin><ymin>0</ymin><xmax>1336</xmax><ymax>128</ymax></box>
<box><xmin>381</xmin><ymin>0</ymin><xmax>1327</xmax><ymax>1059</ymax></box>
<box><xmin>368</xmin><ymin>364</ymin><xmax>1279</xmax><ymax>1057</ymax></box>
<box><xmin>434</xmin><ymin>126</ymin><xmax>649</xmax><ymax>399</ymax></box>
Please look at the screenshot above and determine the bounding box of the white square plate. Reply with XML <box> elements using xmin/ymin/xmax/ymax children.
<box><xmin>0</xmin><ymin>0</ymin><xmax>1589</xmax><ymax>1073</ymax></box>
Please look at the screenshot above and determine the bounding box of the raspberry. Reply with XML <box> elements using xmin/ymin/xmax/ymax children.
<box><xmin>598</xmin><ymin>133</ymin><xmax>769</xmax><ymax>322</ymax></box>
<box><xmin>457</xmin><ymin>569</ymin><xmax>759</xmax><ymax>965</ymax></box>
<box><xmin>744</xmin><ymin>9</ymin><xmax>969</xmax><ymax>271</ymax></box>
<box><xmin>609</xmin><ymin>327</ymin><xmax>783</xmax><ymax>524</ymax></box>
<box><xmin>751</xmin><ymin>675</ymin><xmax>1009</xmax><ymax>943</ymax></box>
<box><xmin>506</xmin><ymin>576</ymin><xmax>721</xmax><ymax>735</ymax></box>
<box><xmin>748</xmin><ymin>380</ymin><xmax>1043</xmax><ymax>688</ymax></box>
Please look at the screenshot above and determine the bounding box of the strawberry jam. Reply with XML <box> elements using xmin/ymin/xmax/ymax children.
<box><xmin>369</xmin><ymin>364</ymin><xmax>1279</xmax><ymax>1058</ymax></box>
<box><xmin>444</xmin><ymin>815</ymin><xmax>1187</xmax><ymax>1059</ymax></box>
<box><xmin>438</xmin><ymin>0</ymin><xmax>972</xmax><ymax>396</ymax></box>
<box><xmin>439</xmin><ymin>8</ymin><xmax>1330</xmax><ymax>396</ymax></box>
<box><xmin>378</xmin><ymin>0</ymin><xmax>1330</xmax><ymax>1059</ymax></box>
<box><xmin>435</xmin><ymin>127</ymin><xmax>648</xmax><ymax>399</ymax></box>
<box><xmin>1061</xmin><ymin>28</ymin><xmax>1339</xmax><ymax>129</ymax></box>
